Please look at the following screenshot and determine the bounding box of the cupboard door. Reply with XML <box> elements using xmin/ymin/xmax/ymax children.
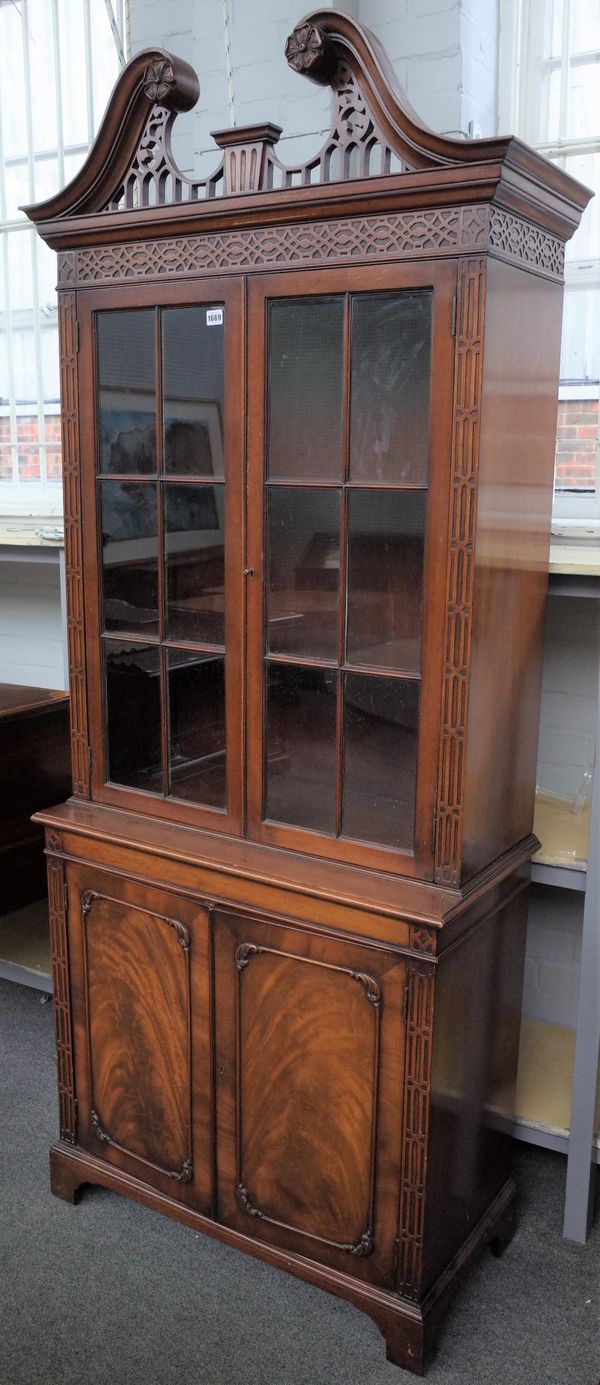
<box><xmin>66</xmin><ymin>864</ymin><xmax>212</xmax><ymax>1214</ymax></box>
<box><xmin>247</xmin><ymin>263</ymin><xmax>456</xmax><ymax>879</ymax></box>
<box><xmin>214</xmin><ymin>910</ymin><xmax>406</xmax><ymax>1288</ymax></box>
<box><xmin>81</xmin><ymin>278</ymin><xmax>244</xmax><ymax>835</ymax></box>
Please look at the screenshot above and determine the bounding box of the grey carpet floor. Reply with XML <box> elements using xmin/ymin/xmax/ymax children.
<box><xmin>0</xmin><ymin>978</ymin><xmax>598</xmax><ymax>1385</ymax></box>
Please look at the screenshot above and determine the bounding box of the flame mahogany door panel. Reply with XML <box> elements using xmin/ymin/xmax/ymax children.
<box><xmin>214</xmin><ymin>909</ymin><xmax>407</xmax><ymax>1287</ymax></box>
<box><xmin>65</xmin><ymin>863</ymin><xmax>212</xmax><ymax>1214</ymax></box>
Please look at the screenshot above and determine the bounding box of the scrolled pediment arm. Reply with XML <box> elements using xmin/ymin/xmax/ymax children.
<box><xmin>284</xmin><ymin>9</ymin><xmax>511</xmax><ymax>172</ymax></box>
<box><xmin>22</xmin><ymin>48</ymin><xmax>199</xmax><ymax>222</ymax></box>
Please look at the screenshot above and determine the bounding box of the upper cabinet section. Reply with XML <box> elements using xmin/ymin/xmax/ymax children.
<box><xmin>23</xmin><ymin>11</ymin><xmax>591</xmax><ymax>263</ymax></box>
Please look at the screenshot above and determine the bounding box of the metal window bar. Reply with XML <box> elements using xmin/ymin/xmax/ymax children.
<box><xmin>0</xmin><ymin>0</ymin><xmax>125</xmax><ymax>510</ymax></box>
<box><xmin>0</xmin><ymin>106</ymin><xmax>19</xmax><ymax>490</ymax></box>
<box><xmin>21</xmin><ymin>0</ymin><xmax>48</xmax><ymax>490</ymax></box>
<box><xmin>52</xmin><ymin>0</ymin><xmax>66</xmax><ymax>190</ymax></box>
<box><xmin>83</xmin><ymin>0</ymin><xmax>95</xmax><ymax>146</ymax></box>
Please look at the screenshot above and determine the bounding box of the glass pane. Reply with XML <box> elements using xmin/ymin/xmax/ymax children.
<box><xmin>100</xmin><ymin>482</ymin><xmax>158</xmax><ymax>636</ymax></box>
<box><xmin>162</xmin><ymin>306</ymin><xmax>225</xmax><ymax>477</ymax></box>
<box><xmin>168</xmin><ymin>650</ymin><xmax>226</xmax><ymax>808</ymax></box>
<box><xmin>165</xmin><ymin>484</ymin><xmax>225</xmax><ymax>644</ymax></box>
<box><xmin>571</xmin><ymin>0</ymin><xmax>600</xmax><ymax>52</ymax></box>
<box><xmin>347</xmin><ymin>490</ymin><xmax>427</xmax><ymax>671</ymax></box>
<box><xmin>98</xmin><ymin>310</ymin><xmax>156</xmax><ymax>474</ymax></box>
<box><xmin>564</xmin><ymin>153</ymin><xmax>600</xmax><ymax>263</ymax></box>
<box><xmin>267</xmin><ymin>487</ymin><xmax>340</xmax><ymax>660</ymax></box>
<box><xmin>350</xmin><ymin>292</ymin><xmax>431</xmax><ymax>484</ymax></box>
<box><xmin>265</xmin><ymin>663</ymin><xmax>337</xmax><ymax>832</ymax></box>
<box><xmin>105</xmin><ymin>641</ymin><xmax>162</xmax><ymax>793</ymax></box>
<box><xmin>342</xmin><ymin>674</ymin><xmax>419</xmax><ymax>850</ymax></box>
<box><xmin>268</xmin><ymin>298</ymin><xmax>344</xmax><ymax>480</ymax></box>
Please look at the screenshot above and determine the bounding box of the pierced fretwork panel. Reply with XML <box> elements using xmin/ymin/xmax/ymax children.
<box><xmin>101</xmin><ymin>43</ymin><xmax>418</xmax><ymax>214</ymax></box>
<box><xmin>107</xmin><ymin>106</ymin><xmax>225</xmax><ymax>211</ymax></box>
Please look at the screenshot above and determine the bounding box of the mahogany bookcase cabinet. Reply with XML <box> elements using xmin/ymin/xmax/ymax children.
<box><xmin>26</xmin><ymin>12</ymin><xmax>590</xmax><ymax>1375</ymax></box>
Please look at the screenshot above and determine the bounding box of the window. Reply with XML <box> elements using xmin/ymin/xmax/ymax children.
<box><xmin>0</xmin><ymin>0</ymin><xmax>124</xmax><ymax>518</ymax></box>
<box><xmin>500</xmin><ymin>0</ymin><xmax>600</xmax><ymax>525</ymax></box>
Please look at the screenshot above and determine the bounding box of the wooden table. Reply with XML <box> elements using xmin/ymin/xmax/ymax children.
<box><xmin>0</xmin><ymin>683</ymin><xmax>70</xmax><ymax>914</ymax></box>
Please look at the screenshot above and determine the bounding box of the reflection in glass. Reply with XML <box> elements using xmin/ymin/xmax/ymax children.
<box><xmin>162</xmin><ymin>307</ymin><xmax>225</xmax><ymax>476</ymax></box>
<box><xmin>347</xmin><ymin>490</ymin><xmax>426</xmax><ymax>670</ymax></box>
<box><xmin>267</xmin><ymin>487</ymin><xmax>340</xmax><ymax>660</ymax></box>
<box><xmin>168</xmin><ymin>650</ymin><xmax>226</xmax><ymax>808</ymax></box>
<box><xmin>100</xmin><ymin>481</ymin><xmax>158</xmax><ymax>635</ymax></box>
<box><xmin>350</xmin><ymin>292</ymin><xmax>431</xmax><ymax>483</ymax></box>
<box><xmin>265</xmin><ymin>663</ymin><xmax>337</xmax><ymax>832</ymax></box>
<box><xmin>97</xmin><ymin>310</ymin><xmax>156</xmax><ymax>474</ymax></box>
<box><xmin>268</xmin><ymin>297</ymin><xmax>344</xmax><ymax>479</ymax></box>
<box><xmin>342</xmin><ymin>674</ymin><xmax>419</xmax><ymax>849</ymax></box>
<box><xmin>165</xmin><ymin>483</ymin><xmax>225</xmax><ymax>645</ymax></box>
<box><xmin>105</xmin><ymin>641</ymin><xmax>162</xmax><ymax>792</ymax></box>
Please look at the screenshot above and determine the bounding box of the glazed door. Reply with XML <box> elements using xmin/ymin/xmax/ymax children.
<box><xmin>80</xmin><ymin>277</ymin><xmax>244</xmax><ymax>834</ymax></box>
<box><xmin>66</xmin><ymin>863</ymin><xmax>212</xmax><ymax>1214</ymax></box>
<box><xmin>246</xmin><ymin>262</ymin><xmax>456</xmax><ymax>878</ymax></box>
<box><xmin>214</xmin><ymin>909</ymin><xmax>407</xmax><ymax>1288</ymax></box>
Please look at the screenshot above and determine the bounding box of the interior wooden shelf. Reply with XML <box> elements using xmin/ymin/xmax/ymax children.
<box><xmin>0</xmin><ymin>899</ymin><xmax>52</xmax><ymax>992</ymax></box>
<box><xmin>548</xmin><ymin>542</ymin><xmax>600</xmax><ymax>577</ymax></box>
<box><xmin>493</xmin><ymin>1015</ymin><xmax>600</xmax><ymax>1148</ymax></box>
<box><xmin>532</xmin><ymin>791</ymin><xmax>590</xmax><ymax>872</ymax></box>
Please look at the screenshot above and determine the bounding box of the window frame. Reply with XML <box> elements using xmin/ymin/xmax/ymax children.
<box><xmin>499</xmin><ymin>0</ymin><xmax>600</xmax><ymax>527</ymax></box>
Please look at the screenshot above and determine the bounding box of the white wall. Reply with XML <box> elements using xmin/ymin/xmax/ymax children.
<box><xmin>0</xmin><ymin>559</ymin><xmax>66</xmax><ymax>690</ymax></box>
<box><xmin>128</xmin><ymin>0</ymin><xmax>499</xmax><ymax>184</ymax></box>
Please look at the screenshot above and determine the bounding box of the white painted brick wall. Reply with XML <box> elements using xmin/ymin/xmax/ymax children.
<box><xmin>0</xmin><ymin>562</ymin><xmax>66</xmax><ymax>690</ymax></box>
<box><xmin>523</xmin><ymin>885</ymin><xmax>584</xmax><ymax>1028</ymax></box>
<box><xmin>537</xmin><ymin>595</ymin><xmax>600</xmax><ymax>801</ymax></box>
<box><xmin>128</xmin><ymin>0</ymin><xmax>498</xmax><ymax>179</ymax></box>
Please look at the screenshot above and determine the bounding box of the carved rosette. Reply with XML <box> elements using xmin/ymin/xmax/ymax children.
<box><xmin>143</xmin><ymin>59</ymin><xmax>175</xmax><ymax>103</ymax></box>
<box><xmin>285</xmin><ymin>22</ymin><xmax>327</xmax><ymax>75</ymax></box>
<box><xmin>46</xmin><ymin>829</ymin><xmax>62</xmax><ymax>853</ymax></box>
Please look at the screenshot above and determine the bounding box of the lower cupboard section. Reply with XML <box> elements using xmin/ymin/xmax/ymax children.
<box><xmin>63</xmin><ymin>861</ymin><xmax>408</xmax><ymax>1287</ymax></box>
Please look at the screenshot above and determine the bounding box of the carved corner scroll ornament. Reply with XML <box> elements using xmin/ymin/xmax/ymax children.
<box><xmin>235</xmin><ymin>942</ymin><xmax>258</xmax><ymax>971</ymax></box>
<box><xmin>166</xmin><ymin>917</ymin><xmax>191</xmax><ymax>951</ymax></box>
<box><xmin>351</xmin><ymin>971</ymin><xmax>382</xmax><ymax>1006</ymax></box>
<box><xmin>236</xmin><ymin>1184</ymin><xmax>374</xmax><ymax>1256</ymax></box>
<box><xmin>91</xmin><ymin>1110</ymin><xmax>193</xmax><ymax>1184</ymax></box>
<box><xmin>81</xmin><ymin>889</ymin><xmax>97</xmax><ymax>921</ymax></box>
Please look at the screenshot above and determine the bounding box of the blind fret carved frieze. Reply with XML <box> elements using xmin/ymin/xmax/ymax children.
<box><xmin>56</xmin><ymin>207</ymin><xmax>565</xmax><ymax>287</ymax></box>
